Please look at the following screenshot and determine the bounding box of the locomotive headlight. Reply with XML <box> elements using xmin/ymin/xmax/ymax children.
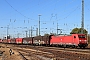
<box><xmin>84</xmin><ymin>40</ymin><xmax>87</xmax><ymax>42</ymax></box>
<box><xmin>79</xmin><ymin>40</ymin><xmax>81</xmax><ymax>42</ymax></box>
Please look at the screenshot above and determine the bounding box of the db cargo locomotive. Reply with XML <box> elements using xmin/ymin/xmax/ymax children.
<box><xmin>50</xmin><ymin>34</ymin><xmax>88</xmax><ymax>48</ymax></box>
<box><xmin>1</xmin><ymin>34</ymin><xmax>88</xmax><ymax>48</ymax></box>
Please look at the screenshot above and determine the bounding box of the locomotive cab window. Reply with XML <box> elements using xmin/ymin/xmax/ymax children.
<box><xmin>74</xmin><ymin>36</ymin><xmax>76</xmax><ymax>38</ymax></box>
<box><xmin>78</xmin><ymin>35</ymin><xmax>85</xmax><ymax>38</ymax></box>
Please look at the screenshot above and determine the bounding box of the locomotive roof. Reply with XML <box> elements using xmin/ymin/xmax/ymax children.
<box><xmin>54</xmin><ymin>34</ymin><xmax>72</xmax><ymax>36</ymax></box>
<box><xmin>53</xmin><ymin>34</ymin><xmax>85</xmax><ymax>37</ymax></box>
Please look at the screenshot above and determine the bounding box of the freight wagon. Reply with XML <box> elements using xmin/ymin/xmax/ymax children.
<box><xmin>16</xmin><ymin>38</ymin><xmax>23</xmax><ymax>44</ymax></box>
<box><xmin>7</xmin><ymin>39</ymin><xmax>11</xmax><ymax>43</ymax></box>
<box><xmin>0</xmin><ymin>39</ymin><xmax>2</xmax><ymax>43</ymax></box>
<box><xmin>2</xmin><ymin>39</ymin><xmax>7</xmax><ymax>43</ymax></box>
<box><xmin>22</xmin><ymin>37</ymin><xmax>33</xmax><ymax>44</ymax></box>
<box><xmin>10</xmin><ymin>38</ymin><xmax>16</xmax><ymax>44</ymax></box>
<box><xmin>33</xmin><ymin>36</ymin><xmax>50</xmax><ymax>46</ymax></box>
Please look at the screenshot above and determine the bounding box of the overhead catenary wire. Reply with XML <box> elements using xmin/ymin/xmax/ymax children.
<box><xmin>4</xmin><ymin>0</ymin><xmax>32</xmax><ymax>20</ymax></box>
<box><xmin>63</xmin><ymin>6</ymin><xmax>80</xmax><ymax>20</ymax></box>
<box><xmin>50</xmin><ymin>0</ymin><xmax>80</xmax><ymax>24</ymax></box>
<box><xmin>1</xmin><ymin>0</ymin><xmax>89</xmax><ymax>37</ymax></box>
<box><xmin>85</xmin><ymin>5</ymin><xmax>90</xmax><ymax>12</ymax></box>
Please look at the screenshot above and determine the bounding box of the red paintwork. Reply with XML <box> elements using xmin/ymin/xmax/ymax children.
<box><xmin>78</xmin><ymin>35</ymin><xmax>87</xmax><ymax>44</ymax></box>
<box><xmin>0</xmin><ymin>39</ymin><xmax>2</xmax><ymax>43</ymax></box>
<box><xmin>10</xmin><ymin>38</ymin><xmax>16</xmax><ymax>43</ymax></box>
<box><xmin>7</xmin><ymin>39</ymin><xmax>11</xmax><ymax>43</ymax></box>
<box><xmin>2</xmin><ymin>39</ymin><xmax>7</xmax><ymax>43</ymax></box>
<box><xmin>16</xmin><ymin>38</ymin><xmax>23</xmax><ymax>44</ymax></box>
<box><xmin>50</xmin><ymin>34</ymin><xmax>87</xmax><ymax>46</ymax></box>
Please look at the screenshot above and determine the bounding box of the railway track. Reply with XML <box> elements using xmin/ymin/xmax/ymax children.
<box><xmin>1</xmin><ymin>43</ymin><xmax>90</xmax><ymax>60</ymax></box>
<box><xmin>13</xmin><ymin>47</ymin><xmax>56</xmax><ymax>60</ymax></box>
<box><xmin>19</xmin><ymin>52</ymin><xmax>28</xmax><ymax>60</ymax></box>
<box><xmin>14</xmin><ymin>44</ymin><xmax>90</xmax><ymax>54</ymax></box>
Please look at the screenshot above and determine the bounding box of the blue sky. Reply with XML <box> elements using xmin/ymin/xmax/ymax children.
<box><xmin>0</xmin><ymin>0</ymin><xmax>90</xmax><ymax>38</ymax></box>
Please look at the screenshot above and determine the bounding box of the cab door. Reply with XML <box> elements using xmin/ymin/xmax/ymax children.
<box><xmin>73</xmin><ymin>36</ymin><xmax>78</xmax><ymax>46</ymax></box>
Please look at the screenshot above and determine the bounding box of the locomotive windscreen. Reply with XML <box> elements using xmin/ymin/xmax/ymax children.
<box><xmin>78</xmin><ymin>35</ymin><xmax>86</xmax><ymax>38</ymax></box>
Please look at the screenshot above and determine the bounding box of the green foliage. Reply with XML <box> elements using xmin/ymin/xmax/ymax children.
<box><xmin>70</xmin><ymin>28</ymin><xmax>88</xmax><ymax>34</ymax></box>
<box><xmin>50</xmin><ymin>33</ymin><xmax>56</xmax><ymax>35</ymax></box>
<box><xmin>88</xmin><ymin>34</ymin><xmax>90</xmax><ymax>44</ymax></box>
<box><xmin>44</xmin><ymin>34</ymin><xmax>50</xmax><ymax>36</ymax></box>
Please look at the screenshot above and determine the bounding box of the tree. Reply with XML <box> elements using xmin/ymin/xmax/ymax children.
<box><xmin>88</xmin><ymin>34</ymin><xmax>90</xmax><ymax>44</ymax></box>
<box><xmin>70</xmin><ymin>28</ymin><xmax>88</xmax><ymax>34</ymax></box>
<box><xmin>50</xmin><ymin>33</ymin><xmax>56</xmax><ymax>35</ymax></box>
<box><xmin>44</xmin><ymin>33</ymin><xmax>50</xmax><ymax>36</ymax></box>
<box><xmin>44</xmin><ymin>33</ymin><xmax>57</xmax><ymax>36</ymax></box>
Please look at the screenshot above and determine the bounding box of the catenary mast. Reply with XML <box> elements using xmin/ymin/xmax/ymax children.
<box><xmin>81</xmin><ymin>0</ymin><xmax>84</xmax><ymax>34</ymax></box>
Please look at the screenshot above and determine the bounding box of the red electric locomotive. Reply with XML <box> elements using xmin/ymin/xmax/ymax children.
<box><xmin>50</xmin><ymin>34</ymin><xmax>88</xmax><ymax>48</ymax></box>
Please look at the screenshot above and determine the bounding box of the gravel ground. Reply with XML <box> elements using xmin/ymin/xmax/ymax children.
<box><xmin>0</xmin><ymin>44</ymin><xmax>22</xmax><ymax>60</ymax></box>
<box><xmin>0</xmin><ymin>43</ymin><xmax>90</xmax><ymax>60</ymax></box>
<box><xmin>88</xmin><ymin>44</ymin><xmax>90</xmax><ymax>48</ymax></box>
